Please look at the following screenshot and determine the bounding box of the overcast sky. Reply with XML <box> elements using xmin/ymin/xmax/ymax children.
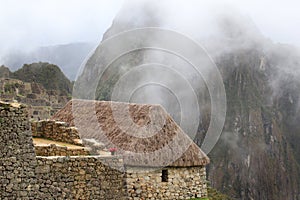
<box><xmin>0</xmin><ymin>0</ymin><xmax>300</xmax><ymax>54</ymax></box>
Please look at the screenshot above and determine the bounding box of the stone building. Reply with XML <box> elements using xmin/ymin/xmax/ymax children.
<box><xmin>0</xmin><ymin>78</ymin><xmax>70</xmax><ymax>120</ymax></box>
<box><xmin>0</xmin><ymin>99</ymin><xmax>209</xmax><ymax>199</ymax></box>
<box><xmin>52</xmin><ymin>99</ymin><xmax>210</xmax><ymax>199</ymax></box>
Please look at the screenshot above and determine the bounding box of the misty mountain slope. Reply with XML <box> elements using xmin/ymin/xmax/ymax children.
<box><xmin>11</xmin><ymin>62</ymin><xmax>73</xmax><ymax>95</ymax></box>
<box><xmin>74</xmin><ymin>2</ymin><xmax>300</xmax><ymax>199</ymax></box>
<box><xmin>208</xmin><ymin>49</ymin><xmax>300</xmax><ymax>200</ymax></box>
<box><xmin>1</xmin><ymin>43</ymin><xmax>95</xmax><ymax>80</ymax></box>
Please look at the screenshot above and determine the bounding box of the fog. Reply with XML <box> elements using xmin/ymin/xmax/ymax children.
<box><xmin>0</xmin><ymin>0</ymin><xmax>123</xmax><ymax>56</ymax></box>
<box><xmin>71</xmin><ymin>0</ymin><xmax>300</xmax><ymax>154</ymax></box>
<box><xmin>1</xmin><ymin>0</ymin><xmax>300</xmax><ymax>57</ymax></box>
<box><xmin>1</xmin><ymin>1</ymin><xmax>298</xmax><ymax>197</ymax></box>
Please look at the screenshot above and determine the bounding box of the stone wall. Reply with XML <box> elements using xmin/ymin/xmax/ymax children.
<box><xmin>31</xmin><ymin>120</ymin><xmax>81</xmax><ymax>145</ymax></box>
<box><xmin>28</xmin><ymin>106</ymin><xmax>51</xmax><ymax>120</ymax></box>
<box><xmin>0</xmin><ymin>102</ymin><xmax>128</xmax><ymax>200</ymax></box>
<box><xmin>35</xmin><ymin>156</ymin><xmax>128</xmax><ymax>200</ymax></box>
<box><xmin>0</xmin><ymin>78</ymin><xmax>70</xmax><ymax>120</ymax></box>
<box><xmin>34</xmin><ymin>144</ymin><xmax>89</xmax><ymax>156</ymax></box>
<box><xmin>0</xmin><ymin>101</ymin><xmax>38</xmax><ymax>199</ymax></box>
<box><xmin>0</xmin><ymin>101</ymin><xmax>209</xmax><ymax>199</ymax></box>
<box><xmin>126</xmin><ymin>166</ymin><xmax>208</xmax><ymax>200</ymax></box>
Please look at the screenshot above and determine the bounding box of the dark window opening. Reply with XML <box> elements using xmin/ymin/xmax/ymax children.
<box><xmin>161</xmin><ymin>169</ymin><xmax>168</xmax><ymax>182</ymax></box>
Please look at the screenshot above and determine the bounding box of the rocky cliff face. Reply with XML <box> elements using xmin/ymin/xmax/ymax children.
<box><xmin>208</xmin><ymin>49</ymin><xmax>300</xmax><ymax>200</ymax></box>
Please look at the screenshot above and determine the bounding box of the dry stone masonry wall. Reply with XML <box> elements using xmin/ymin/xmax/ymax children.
<box><xmin>31</xmin><ymin>120</ymin><xmax>81</xmax><ymax>145</ymax></box>
<box><xmin>0</xmin><ymin>102</ymin><xmax>128</xmax><ymax>200</ymax></box>
<box><xmin>35</xmin><ymin>156</ymin><xmax>127</xmax><ymax>200</ymax></box>
<box><xmin>34</xmin><ymin>144</ymin><xmax>89</xmax><ymax>156</ymax></box>
<box><xmin>0</xmin><ymin>102</ymin><xmax>38</xmax><ymax>199</ymax></box>
<box><xmin>126</xmin><ymin>167</ymin><xmax>208</xmax><ymax>200</ymax></box>
<box><xmin>0</xmin><ymin>101</ymin><xmax>209</xmax><ymax>199</ymax></box>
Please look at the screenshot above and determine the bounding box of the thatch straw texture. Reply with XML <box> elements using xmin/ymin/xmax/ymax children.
<box><xmin>52</xmin><ymin>99</ymin><xmax>209</xmax><ymax>167</ymax></box>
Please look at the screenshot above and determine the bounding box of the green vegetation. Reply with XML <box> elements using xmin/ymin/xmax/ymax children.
<box><xmin>207</xmin><ymin>187</ymin><xmax>232</xmax><ymax>200</ymax></box>
<box><xmin>4</xmin><ymin>83</ymin><xmax>15</xmax><ymax>93</ymax></box>
<box><xmin>189</xmin><ymin>186</ymin><xmax>232</xmax><ymax>200</ymax></box>
<box><xmin>11</xmin><ymin>62</ymin><xmax>72</xmax><ymax>95</ymax></box>
<box><xmin>3</xmin><ymin>82</ymin><xmax>21</xmax><ymax>94</ymax></box>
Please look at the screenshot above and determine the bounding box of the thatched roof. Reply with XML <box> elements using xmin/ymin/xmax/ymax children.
<box><xmin>52</xmin><ymin>99</ymin><xmax>209</xmax><ymax>167</ymax></box>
